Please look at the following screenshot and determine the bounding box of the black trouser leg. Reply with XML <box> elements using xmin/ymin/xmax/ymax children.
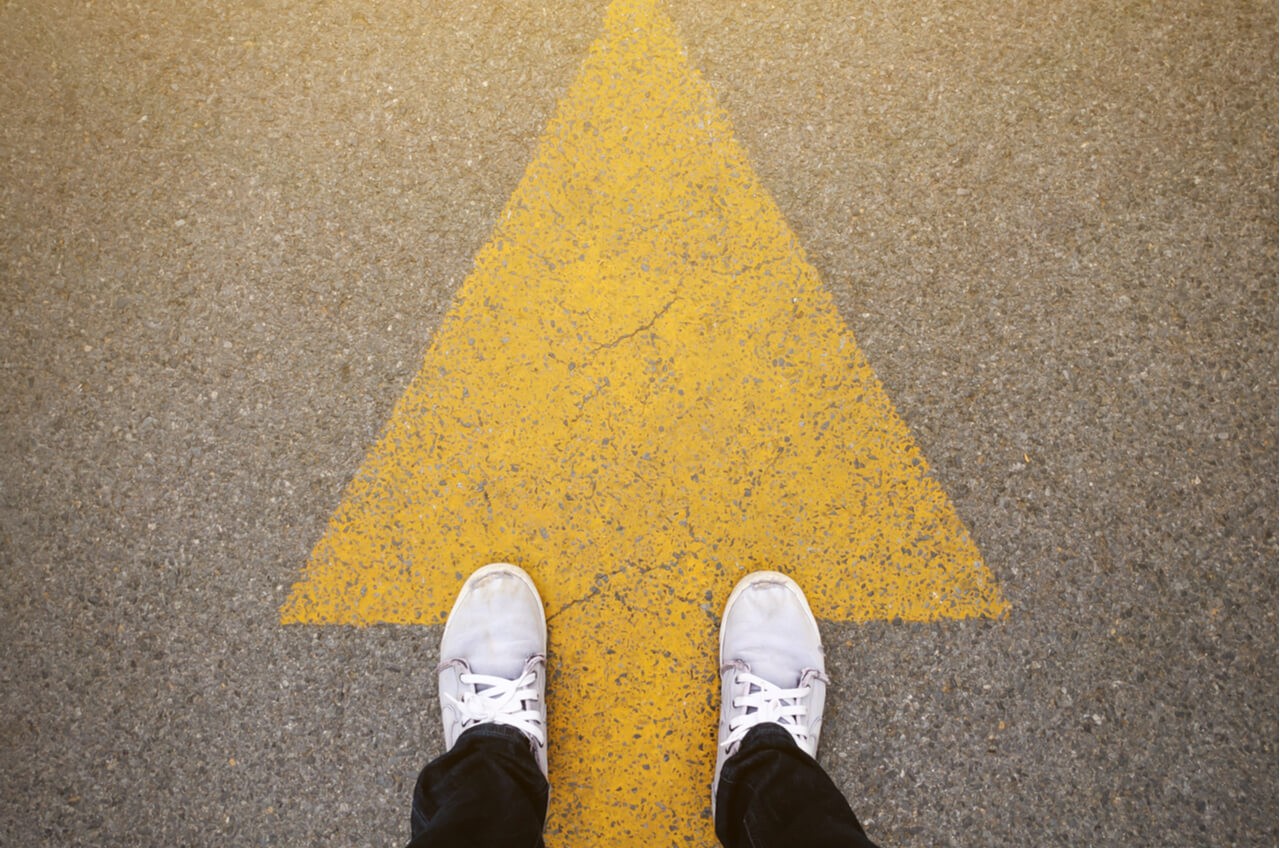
<box><xmin>406</xmin><ymin>725</ymin><xmax>548</xmax><ymax>848</ymax></box>
<box><xmin>715</xmin><ymin>724</ymin><xmax>880</xmax><ymax>848</ymax></box>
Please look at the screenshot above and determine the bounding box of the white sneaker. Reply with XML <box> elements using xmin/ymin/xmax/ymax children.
<box><xmin>714</xmin><ymin>571</ymin><xmax>829</xmax><ymax>802</ymax></box>
<box><xmin>438</xmin><ymin>563</ymin><xmax>548</xmax><ymax>775</ymax></box>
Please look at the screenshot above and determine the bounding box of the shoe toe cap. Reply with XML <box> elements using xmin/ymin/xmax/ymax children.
<box><xmin>720</xmin><ymin>572</ymin><xmax>823</xmax><ymax>685</ymax></box>
<box><xmin>441</xmin><ymin>564</ymin><xmax>547</xmax><ymax>679</ymax></box>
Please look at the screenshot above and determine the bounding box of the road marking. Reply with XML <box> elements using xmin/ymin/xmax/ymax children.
<box><xmin>282</xmin><ymin>0</ymin><xmax>1008</xmax><ymax>843</ymax></box>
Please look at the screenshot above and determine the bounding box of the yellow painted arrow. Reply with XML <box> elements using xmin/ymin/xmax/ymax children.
<box><xmin>282</xmin><ymin>0</ymin><xmax>1007</xmax><ymax>843</ymax></box>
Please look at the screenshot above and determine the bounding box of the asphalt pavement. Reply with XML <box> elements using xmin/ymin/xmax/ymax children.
<box><xmin>1</xmin><ymin>0</ymin><xmax>1276</xmax><ymax>845</ymax></box>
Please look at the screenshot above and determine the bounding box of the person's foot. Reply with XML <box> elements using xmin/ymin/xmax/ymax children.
<box><xmin>714</xmin><ymin>571</ymin><xmax>829</xmax><ymax>800</ymax></box>
<box><xmin>438</xmin><ymin>563</ymin><xmax>548</xmax><ymax>774</ymax></box>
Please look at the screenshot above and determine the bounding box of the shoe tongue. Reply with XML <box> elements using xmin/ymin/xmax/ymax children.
<box><xmin>742</xmin><ymin>671</ymin><xmax>798</xmax><ymax>727</ymax></box>
<box><xmin>743</xmin><ymin>652</ymin><xmax>802</xmax><ymax>692</ymax></box>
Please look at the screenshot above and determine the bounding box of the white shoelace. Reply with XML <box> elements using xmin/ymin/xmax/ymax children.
<box><xmin>721</xmin><ymin>669</ymin><xmax>814</xmax><ymax>751</ymax></box>
<box><xmin>444</xmin><ymin>666</ymin><xmax>546</xmax><ymax>745</ymax></box>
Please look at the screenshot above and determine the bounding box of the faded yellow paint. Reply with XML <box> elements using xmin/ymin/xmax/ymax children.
<box><xmin>282</xmin><ymin>0</ymin><xmax>1007</xmax><ymax>843</ymax></box>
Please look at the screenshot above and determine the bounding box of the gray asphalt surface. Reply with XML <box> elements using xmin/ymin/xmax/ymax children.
<box><xmin>2</xmin><ymin>0</ymin><xmax>1276</xmax><ymax>845</ymax></box>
